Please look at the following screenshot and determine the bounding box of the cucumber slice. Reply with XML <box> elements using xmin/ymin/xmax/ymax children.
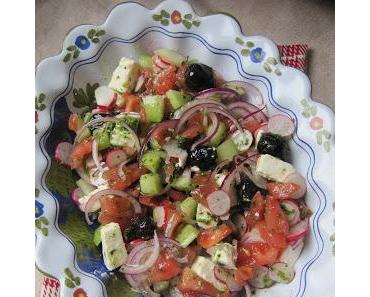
<box><xmin>180</xmin><ymin>197</ymin><xmax>198</xmax><ymax>219</ymax></box>
<box><xmin>153</xmin><ymin>281</ymin><xmax>170</xmax><ymax>293</ymax></box>
<box><xmin>76</xmin><ymin>179</ymin><xmax>96</xmax><ymax>195</ymax></box>
<box><xmin>217</xmin><ymin>138</ymin><xmax>239</xmax><ymax>162</ymax></box>
<box><xmin>208</xmin><ymin>122</ymin><xmax>226</xmax><ymax>147</ymax></box>
<box><xmin>196</xmin><ymin>203</ymin><xmax>217</xmax><ymax>229</ymax></box>
<box><xmin>176</xmin><ymin>224</ymin><xmax>199</xmax><ymax>248</ymax></box>
<box><xmin>93</xmin><ymin>127</ymin><xmax>111</xmax><ymax>150</ymax></box>
<box><xmin>93</xmin><ymin>226</ymin><xmax>102</xmax><ymax>246</ymax></box>
<box><xmin>142</xmin><ymin>95</ymin><xmax>165</xmax><ymax>123</ymax></box>
<box><xmin>171</xmin><ymin>169</ymin><xmax>195</xmax><ymax>192</ymax></box>
<box><xmin>140</xmin><ymin>173</ymin><xmax>163</xmax><ymax>195</ymax></box>
<box><xmin>166</xmin><ymin>89</ymin><xmax>190</xmax><ymax>110</ymax></box>
<box><xmin>138</xmin><ymin>54</ymin><xmax>152</xmax><ymax>69</ymax></box>
<box><xmin>154</xmin><ymin>49</ymin><xmax>186</xmax><ymax>66</ymax></box>
<box><xmin>141</xmin><ymin>150</ymin><xmax>165</xmax><ymax>173</ymax></box>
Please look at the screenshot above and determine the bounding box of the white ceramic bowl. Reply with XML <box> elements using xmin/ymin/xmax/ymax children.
<box><xmin>35</xmin><ymin>1</ymin><xmax>335</xmax><ymax>296</ymax></box>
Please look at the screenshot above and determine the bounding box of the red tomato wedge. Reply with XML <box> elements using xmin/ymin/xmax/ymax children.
<box><xmin>124</xmin><ymin>94</ymin><xmax>141</xmax><ymax>112</ymax></box>
<box><xmin>103</xmin><ymin>163</ymin><xmax>144</xmax><ymax>190</ymax></box>
<box><xmin>151</xmin><ymin>120</ymin><xmax>178</xmax><ymax>146</ymax></box>
<box><xmin>266</xmin><ymin>182</ymin><xmax>300</xmax><ymax>200</ymax></box>
<box><xmin>168</xmin><ymin>189</ymin><xmax>186</xmax><ymax>201</ymax></box>
<box><xmin>70</xmin><ymin>138</ymin><xmax>93</xmax><ymax>169</ymax></box>
<box><xmin>68</xmin><ymin>113</ymin><xmax>83</xmax><ymax>132</ymax></box>
<box><xmin>234</xmin><ymin>265</ymin><xmax>255</xmax><ymax>285</ymax></box>
<box><xmin>237</xmin><ymin>242</ymin><xmax>280</xmax><ymax>267</ymax></box>
<box><xmin>149</xmin><ymin>250</ymin><xmax>182</xmax><ymax>282</ymax></box>
<box><xmin>180</xmin><ymin>112</ymin><xmax>205</xmax><ymax>139</ymax></box>
<box><xmin>265</xmin><ymin>197</ymin><xmax>290</xmax><ymax>235</ymax></box>
<box><xmin>153</xmin><ymin>66</ymin><xmax>176</xmax><ymax>95</ymax></box>
<box><xmin>256</xmin><ymin>221</ymin><xmax>287</xmax><ymax>249</ymax></box>
<box><xmin>197</xmin><ymin>224</ymin><xmax>232</xmax><ymax>249</ymax></box>
<box><xmin>245</xmin><ymin>192</ymin><xmax>265</xmax><ymax>228</ymax></box>
<box><xmin>178</xmin><ymin>267</ymin><xmax>219</xmax><ymax>297</ymax></box>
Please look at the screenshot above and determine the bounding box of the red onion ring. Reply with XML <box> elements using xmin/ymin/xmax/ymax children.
<box><xmin>173</xmin><ymin>99</ymin><xmax>230</xmax><ymax>119</ymax></box>
<box><xmin>210</xmin><ymin>159</ymin><xmax>233</xmax><ymax>181</ymax></box>
<box><xmin>191</xmin><ymin>112</ymin><xmax>219</xmax><ymax>150</ymax></box>
<box><xmin>213</xmin><ymin>266</ymin><xmax>243</xmax><ymax>292</ymax></box>
<box><xmin>92</xmin><ymin>139</ymin><xmax>104</xmax><ymax>173</ymax></box>
<box><xmin>194</xmin><ymin>87</ymin><xmax>242</xmax><ymax>102</ymax></box>
<box><xmin>75</xmin><ymin>167</ymin><xmax>92</xmax><ymax>184</ymax></box>
<box><xmin>206</xmin><ymin>107</ymin><xmax>243</xmax><ymax>133</ymax></box>
<box><xmin>117</xmin><ymin>158</ymin><xmax>132</xmax><ymax>178</ymax></box>
<box><xmin>223</xmin><ymin>80</ymin><xmax>264</xmax><ymax>106</ymax></box>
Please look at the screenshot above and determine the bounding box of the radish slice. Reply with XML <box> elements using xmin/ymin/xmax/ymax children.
<box><xmin>280</xmin><ymin>201</ymin><xmax>300</xmax><ymax>226</ymax></box>
<box><xmin>284</xmin><ymin>172</ymin><xmax>307</xmax><ymax>199</ymax></box>
<box><xmin>231</xmin><ymin>213</ymin><xmax>247</xmax><ymax>237</ymax></box>
<box><xmin>279</xmin><ymin>241</ymin><xmax>304</xmax><ymax>266</ymax></box>
<box><xmin>269</xmin><ymin>262</ymin><xmax>295</xmax><ymax>284</ymax></box>
<box><xmin>214</xmin><ymin>266</ymin><xmax>243</xmax><ymax>291</ymax></box>
<box><xmin>207</xmin><ymin>190</ymin><xmax>231</xmax><ymax>216</ymax></box>
<box><xmin>249</xmin><ymin>266</ymin><xmax>274</xmax><ymax>289</ymax></box>
<box><xmin>106</xmin><ymin>149</ymin><xmax>127</xmax><ymax>168</ymax></box>
<box><xmin>153</xmin><ymin>206</ymin><xmax>166</xmax><ymax>228</ymax></box>
<box><xmin>267</xmin><ymin>114</ymin><xmax>295</xmax><ymax>138</ymax></box>
<box><xmin>55</xmin><ymin>142</ymin><xmax>73</xmax><ymax>165</ymax></box>
<box><xmin>71</xmin><ymin>188</ymin><xmax>83</xmax><ymax>207</ymax></box>
<box><xmin>95</xmin><ymin>86</ymin><xmax>116</xmax><ymax>107</ymax></box>
<box><xmin>287</xmin><ymin>218</ymin><xmax>309</xmax><ymax>243</ymax></box>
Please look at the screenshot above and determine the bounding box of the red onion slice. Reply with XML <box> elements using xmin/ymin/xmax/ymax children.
<box><xmin>267</xmin><ymin>114</ymin><xmax>295</xmax><ymax>138</ymax></box>
<box><xmin>227</xmin><ymin>101</ymin><xmax>267</xmax><ymax>123</ymax></box>
<box><xmin>54</xmin><ymin>142</ymin><xmax>73</xmax><ymax>165</ymax></box>
<box><xmin>135</xmin><ymin>74</ymin><xmax>146</xmax><ymax>93</ymax></box>
<box><xmin>223</xmin><ymin>81</ymin><xmax>264</xmax><ymax>106</ymax></box>
<box><xmin>248</xmin><ymin>266</ymin><xmax>274</xmax><ymax>289</ymax></box>
<box><xmin>92</xmin><ymin>139</ymin><xmax>104</xmax><ymax>173</ymax></box>
<box><xmin>211</xmin><ymin>159</ymin><xmax>232</xmax><ymax>181</ymax></box>
<box><xmin>191</xmin><ymin>112</ymin><xmax>219</xmax><ymax>150</ymax></box>
<box><xmin>287</xmin><ymin>218</ymin><xmax>309</xmax><ymax>243</ymax></box>
<box><xmin>280</xmin><ymin>200</ymin><xmax>300</xmax><ymax>226</ymax></box>
<box><xmin>117</xmin><ymin>159</ymin><xmax>132</xmax><ymax>178</ymax></box>
<box><xmin>122</xmin><ymin>231</ymin><xmax>160</xmax><ymax>274</ymax></box>
<box><xmin>194</xmin><ymin>87</ymin><xmax>242</xmax><ymax>103</ymax></box>
<box><xmin>75</xmin><ymin>167</ymin><xmax>92</xmax><ymax>184</ymax></box>
<box><xmin>214</xmin><ymin>266</ymin><xmax>243</xmax><ymax>292</ymax></box>
<box><xmin>283</xmin><ymin>172</ymin><xmax>307</xmax><ymax>199</ymax></box>
<box><xmin>174</xmin><ymin>98</ymin><xmax>230</xmax><ymax>119</ymax></box>
<box><xmin>207</xmin><ymin>190</ymin><xmax>231</xmax><ymax>216</ymax></box>
<box><xmin>269</xmin><ymin>262</ymin><xmax>295</xmax><ymax>284</ymax></box>
<box><xmin>244</xmin><ymin>284</ymin><xmax>252</xmax><ymax>297</ymax></box>
<box><xmin>240</xmin><ymin>227</ymin><xmax>264</xmax><ymax>245</ymax></box>
<box><xmin>206</xmin><ymin>107</ymin><xmax>243</xmax><ymax>133</ymax></box>
<box><xmin>279</xmin><ymin>240</ymin><xmax>304</xmax><ymax>266</ymax></box>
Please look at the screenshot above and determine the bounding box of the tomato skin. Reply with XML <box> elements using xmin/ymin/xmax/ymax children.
<box><xmin>124</xmin><ymin>94</ymin><xmax>141</xmax><ymax>112</ymax></box>
<box><xmin>242</xmin><ymin>119</ymin><xmax>264</xmax><ymax>133</ymax></box>
<box><xmin>169</xmin><ymin>189</ymin><xmax>186</xmax><ymax>201</ymax></box>
<box><xmin>139</xmin><ymin>195</ymin><xmax>171</xmax><ymax>207</ymax></box>
<box><xmin>103</xmin><ymin>163</ymin><xmax>144</xmax><ymax>190</ymax></box>
<box><xmin>256</xmin><ymin>221</ymin><xmax>287</xmax><ymax>249</ymax></box>
<box><xmin>192</xmin><ymin>171</ymin><xmax>212</xmax><ymax>187</ymax></box>
<box><xmin>151</xmin><ymin>120</ymin><xmax>178</xmax><ymax>146</ymax></box>
<box><xmin>191</xmin><ymin>182</ymin><xmax>218</xmax><ymax>207</ymax></box>
<box><xmin>153</xmin><ymin>66</ymin><xmax>176</xmax><ymax>95</ymax></box>
<box><xmin>68</xmin><ymin>113</ymin><xmax>83</xmax><ymax>132</ymax></box>
<box><xmin>266</xmin><ymin>182</ymin><xmax>300</xmax><ymax>200</ymax></box>
<box><xmin>237</xmin><ymin>242</ymin><xmax>280</xmax><ymax>266</ymax></box>
<box><xmin>70</xmin><ymin>138</ymin><xmax>93</xmax><ymax>169</ymax></box>
<box><xmin>245</xmin><ymin>192</ymin><xmax>265</xmax><ymax>228</ymax></box>
<box><xmin>149</xmin><ymin>250</ymin><xmax>182</xmax><ymax>282</ymax></box>
<box><xmin>180</xmin><ymin>112</ymin><xmax>205</xmax><ymax>139</ymax></box>
<box><xmin>197</xmin><ymin>224</ymin><xmax>232</xmax><ymax>249</ymax></box>
<box><xmin>234</xmin><ymin>265</ymin><xmax>255</xmax><ymax>285</ymax></box>
<box><xmin>265</xmin><ymin>197</ymin><xmax>290</xmax><ymax>235</ymax></box>
<box><xmin>178</xmin><ymin>267</ymin><xmax>219</xmax><ymax>297</ymax></box>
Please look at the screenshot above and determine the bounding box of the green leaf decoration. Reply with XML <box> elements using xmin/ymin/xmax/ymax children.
<box><xmin>73</xmin><ymin>277</ymin><xmax>81</xmax><ymax>286</ymax></box>
<box><xmin>40</xmin><ymin>216</ymin><xmax>49</xmax><ymax>225</ymax></box>
<box><xmin>182</xmin><ymin>19</ymin><xmax>192</xmax><ymax>29</ymax></box>
<box><xmin>316</xmin><ymin>131</ymin><xmax>323</xmax><ymax>145</ymax></box>
<box><xmin>152</xmin><ymin>14</ymin><xmax>162</xmax><ymax>21</ymax></box>
<box><xmin>184</xmin><ymin>13</ymin><xmax>193</xmax><ymax>20</ymax></box>
<box><xmin>38</xmin><ymin>104</ymin><xmax>46</xmax><ymax>111</ymax></box>
<box><xmin>64</xmin><ymin>268</ymin><xmax>74</xmax><ymax>279</ymax></box>
<box><xmin>310</xmin><ymin>105</ymin><xmax>317</xmax><ymax>116</ymax></box>
<box><xmin>96</xmin><ymin>30</ymin><xmax>106</xmax><ymax>36</ymax></box>
<box><xmin>72</xmin><ymin>82</ymin><xmax>99</xmax><ymax>110</ymax></box>
<box><xmin>235</xmin><ymin>37</ymin><xmax>244</xmax><ymax>45</ymax></box>
<box><xmin>64</xmin><ymin>278</ymin><xmax>75</xmax><ymax>289</ymax></box>
<box><xmin>323</xmin><ymin>129</ymin><xmax>332</xmax><ymax>139</ymax></box>
<box><xmin>192</xmin><ymin>20</ymin><xmax>201</xmax><ymax>27</ymax></box>
<box><xmin>92</xmin><ymin>38</ymin><xmax>100</xmax><ymax>43</ymax></box>
<box><xmin>161</xmin><ymin>19</ymin><xmax>169</xmax><ymax>26</ymax></box>
<box><xmin>263</xmin><ymin>63</ymin><xmax>272</xmax><ymax>73</ymax></box>
<box><xmin>246</xmin><ymin>41</ymin><xmax>255</xmax><ymax>48</ymax></box>
<box><xmin>241</xmin><ymin>48</ymin><xmax>250</xmax><ymax>56</ymax></box>
<box><xmin>46</xmin><ymin>160</ymin><xmax>78</xmax><ymax>198</ymax></box>
<box><xmin>73</xmin><ymin>49</ymin><xmax>80</xmax><ymax>59</ymax></box>
<box><xmin>161</xmin><ymin>10</ymin><xmax>170</xmax><ymax>18</ymax></box>
<box><xmin>41</xmin><ymin>228</ymin><xmax>48</xmax><ymax>236</ymax></box>
<box><xmin>67</xmin><ymin>45</ymin><xmax>76</xmax><ymax>52</ymax></box>
<box><xmin>35</xmin><ymin>188</ymin><xmax>40</xmax><ymax>197</ymax></box>
<box><xmin>302</xmin><ymin>110</ymin><xmax>311</xmax><ymax>118</ymax></box>
<box><xmin>35</xmin><ymin>219</ymin><xmax>41</xmax><ymax>229</ymax></box>
<box><xmin>301</xmin><ymin>99</ymin><xmax>308</xmax><ymax>107</ymax></box>
<box><xmin>87</xmin><ymin>29</ymin><xmax>96</xmax><ymax>39</ymax></box>
<box><xmin>274</xmin><ymin>68</ymin><xmax>282</xmax><ymax>76</ymax></box>
<box><xmin>324</xmin><ymin>141</ymin><xmax>330</xmax><ymax>152</ymax></box>
<box><xmin>266</xmin><ymin>57</ymin><xmax>278</xmax><ymax>65</ymax></box>
<box><xmin>63</xmin><ymin>53</ymin><xmax>71</xmax><ymax>63</ymax></box>
<box><xmin>330</xmin><ymin>234</ymin><xmax>335</xmax><ymax>241</ymax></box>
<box><xmin>38</xmin><ymin>93</ymin><xmax>46</xmax><ymax>102</ymax></box>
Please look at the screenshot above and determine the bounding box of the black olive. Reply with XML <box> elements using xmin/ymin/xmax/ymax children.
<box><xmin>188</xmin><ymin>146</ymin><xmax>217</xmax><ymax>171</ymax></box>
<box><xmin>185</xmin><ymin>63</ymin><xmax>215</xmax><ymax>92</ymax></box>
<box><xmin>257</xmin><ymin>133</ymin><xmax>287</xmax><ymax>160</ymax></box>
<box><xmin>235</xmin><ymin>178</ymin><xmax>266</xmax><ymax>209</ymax></box>
<box><xmin>88</xmin><ymin>113</ymin><xmax>111</xmax><ymax>132</ymax></box>
<box><xmin>123</xmin><ymin>216</ymin><xmax>155</xmax><ymax>242</ymax></box>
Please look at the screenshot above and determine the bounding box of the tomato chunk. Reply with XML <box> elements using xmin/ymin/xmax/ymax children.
<box><xmin>237</xmin><ymin>242</ymin><xmax>280</xmax><ymax>266</ymax></box>
<box><xmin>70</xmin><ymin>138</ymin><xmax>93</xmax><ymax>169</ymax></box>
<box><xmin>234</xmin><ymin>265</ymin><xmax>255</xmax><ymax>285</ymax></box>
<box><xmin>103</xmin><ymin>163</ymin><xmax>144</xmax><ymax>190</ymax></box>
<box><xmin>149</xmin><ymin>250</ymin><xmax>182</xmax><ymax>282</ymax></box>
<box><xmin>124</xmin><ymin>94</ymin><xmax>141</xmax><ymax>112</ymax></box>
<box><xmin>266</xmin><ymin>182</ymin><xmax>300</xmax><ymax>200</ymax></box>
<box><xmin>245</xmin><ymin>192</ymin><xmax>265</xmax><ymax>228</ymax></box>
<box><xmin>256</xmin><ymin>221</ymin><xmax>287</xmax><ymax>249</ymax></box>
<box><xmin>68</xmin><ymin>113</ymin><xmax>83</xmax><ymax>132</ymax></box>
<box><xmin>265</xmin><ymin>197</ymin><xmax>290</xmax><ymax>235</ymax></box>
<box><xmin>153</xmin><ymin>66</ymin><xmax>176</xmax><ymax>95</ymax></box>
<box><xmin>197</xmin><ymin>224</ymin><xmax>232</xmax><ymax>249</ymax></box>
<box><xmin>178</xmin><ymin>267</ymin><xmax>219</xmax><ymax>297</ymax></box>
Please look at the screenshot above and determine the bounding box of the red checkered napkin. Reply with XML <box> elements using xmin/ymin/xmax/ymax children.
<box><xmin>37</xmin><ymin>43</ymin><xmax>308</xmax><ymax>297</ymax></box>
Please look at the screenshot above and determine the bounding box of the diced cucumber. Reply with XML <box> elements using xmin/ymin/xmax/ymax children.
<box><xmin>138</xmin><ymin>54</ymin><xmax>152</xmax><ymax>69</ymax></box>
<box><xmin>153</xmin><ymin>281</ymin><xmax>170</xmax><ymax>293</ymax></box>
<box><xmin>176</xmin><ymin>224</ymin><xmax>199</xmax><ymax>248</ymax></box>
<box><xmin>140</xmin><ymin>173</ymin><xmax>163</xmax><ymax>195</ymax></box>
<box><xmin>222</xmin><ymin>82</ymin><xmax>246</xmax><ymax>96</ymax></box>
<box><xmin>166</xmin><ymin>89</ymin><xmax>190</xmax><ymax>110</ymax></box>
<box><xmin>180</xmin><ymin>197</ymin><xmax>198</xmax><ymax>219</ymax></box>
<box><xmin>93</xmin><ymin>127</ymin><xmax>111</xmax><ymax>150</ymax></box>
<box><xmin>93</xmin><ymin>226</ymin><xmax>102</xmax><ymax>246</ymax></box>
<box><xmin>196</xmin><ymin>203</ymin><xmax>217</xmax><ymax>229</ymax></box>
<box><xmin>154</xmin><ymin>49</ymin><xmax>186</xmax><ymax>66</ymax></box>
<box><xmin>208</xmin><ymin>122</ymin><xmax>226</xmax><ymax>147</ymax></box>
<box><xmin>217</xmin><ymin>138</ymin><xmax>239</xmax><ymax>162</ymax></box>
<box><xmin>110</xmin><ymin>122</ymin><xmax>135</xmax><ymax>147</ymax></box>
<box><xmin>141</xmin><ymin>150</ymin><xmax>165</xmax><ymax>173</ymax></box>
<box><xmin>76</xmin><ymin>179</ymin><xmax>96</xmax><ymax>195</ymax></box>
<box><xmin>171</xmin><ymin>169</ymin><xmax>195</xmax><ymax>192</ymax></box>
<box><xmin>117</xmin><ymin>112</ymin><xmax>141</xmax><ymax>131</ymax></box>
<box><xmin>142</xmin><ymin>95</ymin><xmax>165</xmax><ymax>123</ymax></box>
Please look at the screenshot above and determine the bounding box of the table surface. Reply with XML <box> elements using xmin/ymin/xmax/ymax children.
<box><xmin>35</xmin><ymin>0</ymin><xmax>334</xmax><ymax>295</ymax></box>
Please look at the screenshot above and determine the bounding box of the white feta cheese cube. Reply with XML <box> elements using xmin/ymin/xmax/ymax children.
<box><xmin>191</xmin><ymin>256</ymin><xmax>227</xmax><ymax>291</ymax></box>
<box><xmin>231</xmin><ymin>129</ymin><xmax>253</xmax><ymax>152</ymax></box>
<box><xmin>256</xmin><ymin>154</ymin><xmax>295</xmax><ymax>182</ymax></box>
<box><xmin>101</xmin><ymin>222</ymin><xmax>127</xmax><ymax>270</ymax></box>
<box><xmin>108</xmin><ymin>58</ymin><xmax>140</xmax><ymax>93</ymax></box>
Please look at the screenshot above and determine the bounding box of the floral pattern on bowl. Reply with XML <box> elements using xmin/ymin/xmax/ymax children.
<box><xmin>35</xmin><ymin>1</ymin><xmax>335</xmax><ymax>296</ymax></box>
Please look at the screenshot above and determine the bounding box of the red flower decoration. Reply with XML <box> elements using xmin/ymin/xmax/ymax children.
<box><xmin>310</xmin><ymin>116</ymin><xmax>323</xmax><ymax>130</ymax></box>
<box><xmin>35</xmin><ymin>111</ymin><xmax>39</xmax><ymax>123</ymax></box>
<box><xmin>73</xmin><ymin>288</ymin><xmax>88</xmax><ymax>297</ymax></box>
<box><xmin>171</xmin><ymin>10</ymin><xmax>182</xmax><ymax>24</ymax></box>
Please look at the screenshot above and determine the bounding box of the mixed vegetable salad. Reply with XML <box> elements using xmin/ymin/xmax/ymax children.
<box><xmin>56</xmin><ymin>49</ymin><xmax>311</xmax><ymax>297</ymax></box>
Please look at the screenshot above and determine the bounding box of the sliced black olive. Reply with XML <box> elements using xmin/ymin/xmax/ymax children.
<box><xmin>235</xmin><ymin>178</ymin><xmax>266</xmax><ymax>209</ymax></box>
<box><xmin>188</xmin><ymin>146</ymin><xmax>217</xmax><ymax>171</ymax></box>
<box><xmin>123</xmin><ymin>216</ymin><xmax>155</xmax><ymax>242</ymax></box>
<box><xmin>185</xmin><ymin>63</ymin><xmax>215</xmax><ymax>92</ymax></box>
<box><xmin>257</xmin><ymin>133</ymin><xmax>287</xmax><ymax>160</ymax></box>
